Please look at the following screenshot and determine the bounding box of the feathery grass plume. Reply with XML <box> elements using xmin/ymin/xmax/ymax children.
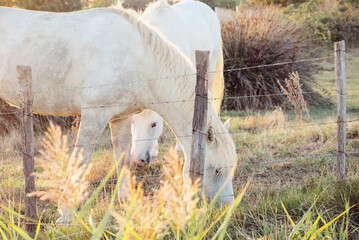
<box><xmin>157</xmin><ymin>148</ymin><xmax>202</xmax><ymax>233</ymax></box>
<box><xmin>28</xmin><ymin>122</ymin><xmax>92</xmax><ymax>214</ymax></box>
<box><xmin>277</xmin><ymin>71</ymin><xmax>311</xmax><ymax>123</ymax></box>
<box><xmin>113</xmin><ymin>169</ymin><xmax>168</xmax><ymax>239</ymax></box>
<box><xmin>113</xmin><ymin>148</ymin><xmax>201</xmax><ymax>238</ymax></box>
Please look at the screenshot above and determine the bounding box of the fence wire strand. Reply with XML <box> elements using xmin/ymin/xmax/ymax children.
<box><xmin>0</xmin><ymin>55</ymin><xmax>328</xmax><ymax>94</ymax></box>
<box><xmin>3</xmin><ymin>151</ymin><xmax>358</xmax><ymax>194</ymax></box>
<box><xmin>70</xmin><ymin>117</ymin><xmax>359</xmax><ymax>147</ymax></box>
<box><xmin>0</xmin><ymin>50</ymin><xmax>357</xmax><ymax>233</ymax></box>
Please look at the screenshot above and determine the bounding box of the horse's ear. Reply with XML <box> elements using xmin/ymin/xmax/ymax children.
<box><xmin>207</xmin><ymin>127</ymin><xmax>215</xmax><ymax>145</ymax></box>
<box><xmin>224</xmin><ymin>118</ymin><xmax>231</xmax><ymax>131</ymax></box>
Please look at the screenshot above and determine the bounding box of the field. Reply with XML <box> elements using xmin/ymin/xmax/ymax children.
<box><xmin>0</xmin><ymin>53</ymin><xmax>359</xmax><ymax>238</ymax></box>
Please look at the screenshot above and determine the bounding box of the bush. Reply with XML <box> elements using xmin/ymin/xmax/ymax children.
<box><xmin>0</xmin><ymin>0</ymin><xmax>13</xmax><ymax>7</ymax></box>
<box><xmin>88</xmin><ymin>0</ymin><xmax>149</xmax><ymax>10</ymax></box>
<box><xmin>13</xmin><ymin>0</ymin><xmax>83</xmax><ymax>11</ymax></box>
<box><xmin>199</xmin><ymin>0</ymin><xmax>238</xmax><ymax>9</ymax></box>
<box><xmin>89</xmin><ymin>0</ymin><xmax>181</xmax><ymax>11</ymax></box>
<box><xmin>284</xmin><ymin>0</ymin><xmax>359</xmax><ymax>48</ymax></box>
<box><xmin>221</xmin><ymin>3</ymin><xmax>321</xmax><ymax>110</ymax></box>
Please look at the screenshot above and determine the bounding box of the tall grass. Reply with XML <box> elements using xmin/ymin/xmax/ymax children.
<box><xmin>277</xmin><ymin>71</ymin><xmax>311</xmax><ymax>122</ymax></box>
<box><xmin>1</xmin><ymin>123</ymin><xmax>357</xmax><ymax>239</ymax></box>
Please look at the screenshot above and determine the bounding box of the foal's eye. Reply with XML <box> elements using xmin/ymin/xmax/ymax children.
<box><xmin>151</xmin><ymin>122</ymin><xmax>157</xmax><ymax>128</ymax></box>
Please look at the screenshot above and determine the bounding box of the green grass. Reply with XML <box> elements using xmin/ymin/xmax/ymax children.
<box><xmin>312</xmin><ymin>52</ymin><xmax>359</xmax><ymax>111</ymax></box>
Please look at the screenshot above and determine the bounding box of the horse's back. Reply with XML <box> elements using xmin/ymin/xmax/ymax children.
<box><xmin>141</xmin><ymin>0</ymin><xmax>221</xmax><ymax>61</ymax></box>
<box><xmin>0</xmin><ymin>7</ymin><xmax>142</xmax><ymax>115</ymax></box>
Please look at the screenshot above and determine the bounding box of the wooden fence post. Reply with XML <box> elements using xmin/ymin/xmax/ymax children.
<box><xmin>334</xmin><ymin>40</ymin><xmax>346</xmax><ymax>181</ymax></box>
<box><xmin>190</xmin><ymin>50</ymin><xmax>210</xmax><ymax>192</ymax></box>
<box><xmin>18</xmin><ymin>65</ymin><xmax>37</xmax><ymax>235</ymax></box>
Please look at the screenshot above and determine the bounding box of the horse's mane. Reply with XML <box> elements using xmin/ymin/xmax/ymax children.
<box><xmin>109</xmin><ymin>5</ymin><xmax>237</xmax><ymax>170</ymax></box>
<box><xmin>109</xmin><ymin>5</ymin><xmax>195</xmax><ymax>108</ymax></box>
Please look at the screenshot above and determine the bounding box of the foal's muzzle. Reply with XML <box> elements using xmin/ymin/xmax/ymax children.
<box><xmin>133</xmin><ymin>151</ymin><xmax>151</xmax><ymax>167</ymax></box>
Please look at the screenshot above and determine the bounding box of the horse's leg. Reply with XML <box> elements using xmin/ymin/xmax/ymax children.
<box><xmin>56</xmin><ymin>109</ymin><xmax>111</xmax><ymax>225</ymax></box>
<box><xmin>109</xmin><ymin>117</ymin><xmax>132</xmax><ymax>199</ymax></box>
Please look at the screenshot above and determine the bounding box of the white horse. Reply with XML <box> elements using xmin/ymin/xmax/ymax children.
<box><xmin>0</xmin><ymin>5</ymin><xmax>237</xmax><ymax>223</ymax></box>
<box><xmin>131</xmin><ymin>0</ymin><xmax>226</xmax><ymax>165</ymax></box>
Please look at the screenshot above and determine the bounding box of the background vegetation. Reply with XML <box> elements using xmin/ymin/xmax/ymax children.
<box><xmin>221</xmin><ymin>3</ymin><xmax>320</xmax><ymax>110</ymax></box>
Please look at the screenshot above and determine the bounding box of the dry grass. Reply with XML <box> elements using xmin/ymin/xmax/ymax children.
<box><xmin>236</xmin><ymin>107</ymin><xmax>287</xmax><ymax>132</ymax></box>
<box><xmin>28</xmin><ymin>122</ymin><xmax>92</xmax><ymax>212</ymax></box>
<box><xmin>0</xmin><ymin>129</ymin><xmax>22</xmax><ymax>155</ymax></box>
<box><xmin>1</xmin><ymin>110</ymin><xmax>359</xmax><ymax>238</ymax></box>
<box><xmin>277</xmin><ymin>71</ymin><xmax>311</xmax><ymax>122</ymax></box>
<box><xmin>113</xmin><ymin>148</ymin><xmax>202</xmax><ymax>238</ymax></box>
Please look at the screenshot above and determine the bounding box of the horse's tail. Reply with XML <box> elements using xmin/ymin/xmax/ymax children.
<box><xmin>213</xmin><ymin>41</ymin><xmax>225</xmax><ymax>114</ymax></box>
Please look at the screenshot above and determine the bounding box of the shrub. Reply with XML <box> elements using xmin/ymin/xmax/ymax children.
<box><xmin>88</xmin><ymin>0</ymin><xmax>149</xmax><ymax>10</ymax></box>
<box><xmin>88</xmin><ymin>0</ymin><xmax>182</xmax><ymax>11</ymax></box>
<box><xmin>0</xmin><ymin>0</ymin><xmax>13</xmax><ymax>7</ymax></box>
<box><xmin>284</xmin><ymin>0</ymin><xmax>359</xmax><ymax>48</ymax></box>
<box><xmin>199</xmin><ymin>0</ymin><xmax>238</xmax><ymax>9</ymax></box>
<box><xmin>221</xmin><ymin>3</ymin><xmax>321</xmax><ymax>110</ymax></box>
<box><xmin>14</xmin><ymin>0</ymin><xmax>83</xmax><ymax>11</ymax></box>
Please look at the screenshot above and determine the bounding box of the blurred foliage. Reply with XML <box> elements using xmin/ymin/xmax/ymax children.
<box><xmin>88</xmin><ymin>0</ymin><xmax>179</xmax><ymax>11</ymax></box>
<box><xmin>221</xmin><ymin>3</ymin><xmax>321</xmax><ymax>110</ymax></box>
<box><xmin>253</xmin><ymin>0</ymin><xmax>359</xmax><ymax>6</ymax></box>
<box><xmin>284</xmin><ymin>0</ymin><xmax>359</xmax><ymax>48</ymax></box>
<box><xmin>0</xmin><ymin>0</ymin><xmax>83</xmax><ymax>11</ymax></box>
<box><xmin>251</xmin><ymin>0</ymin><xmax>306</xmax><ymax>6</ymax></box>
<box><xmin>199</xmin><ymin>0</ymin><xmax>239</xmax><ymax>9</ymax></box>
<box><xmin>88</xmin><ymin>0</ymin><xmax>149</xmax><ymax>10</ymax></box>
<box><xmin>0</xmin><ymin>0</ymin><xmax>13</xmax><ymax>7</ymax></box>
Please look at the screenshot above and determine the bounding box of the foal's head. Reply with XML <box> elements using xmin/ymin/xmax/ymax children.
<box><xmin>131</xmin><ymin>109</ymin><xmax>163</xmax><ymax>167</ymax></box>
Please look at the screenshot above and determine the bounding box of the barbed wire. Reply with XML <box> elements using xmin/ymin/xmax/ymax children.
<box><xmin>218</xmin><ymin>56</ymin><xmax>333</xmax><ymax>74</ymax></box>
<box><xmin>3</xmin><ymin>151</ymin><xmax>357</xmax><ymax>194</ymax></box>
<box><xmin>0</xmin><ymin>52</ymin><xmax>356</xmax><ymax>218</ymax></box>
<box><xmin>3</xmin><ymin>55</ymin><xmax>329</xmax><ymax>94</ymax></box>
<box><xmin>2</xmin><ymin>87</ymin><xmax>359</xmax><ymax>118</ymax></box>
<box><xmin>2</xmin><ymin>90</ymin><xmax>326</xmax><ymax>114</ymax></box>
<box><xmin>247</xmin><ymin>183</ymin><xmax>313</xmax><ymax>195</ymax></box>
<box><xmin>0</xmin><ymin>111</ymin><xmax>19</xmax><ymax>115</ymax></box>
<box><xmin>2</xmin><ymin>119</ymin><xmax>358</xmax><ymax>194</ymax></box>
<box><xmin>347</xmin><ymin>53</ymin><xmax>359</xmax><ymax>57</ymax></box>
<box><xmin>71</xmin><ymin>118</ymin><xmax>359</xmax><ymax>147</ymax></box>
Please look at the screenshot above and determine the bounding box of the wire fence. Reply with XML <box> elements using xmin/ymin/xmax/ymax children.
<box><xmin>1</xmin><ymin>48</ymin><xmax>358</xmax><ymax>236</ymax></box>
<box><xmin>0</xmin><ymin>55</ymin><xmax>335</xmax><ymax>94</ymax></box>
<box><xmin>2</xmin><ymin>151</ymin><xmax>359</xmax><ymax>194</ymax></box>
<box><xmin>0</xmin><ymin>52</ymin><xmax>355</xmax><ymax>159</ymax></box>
